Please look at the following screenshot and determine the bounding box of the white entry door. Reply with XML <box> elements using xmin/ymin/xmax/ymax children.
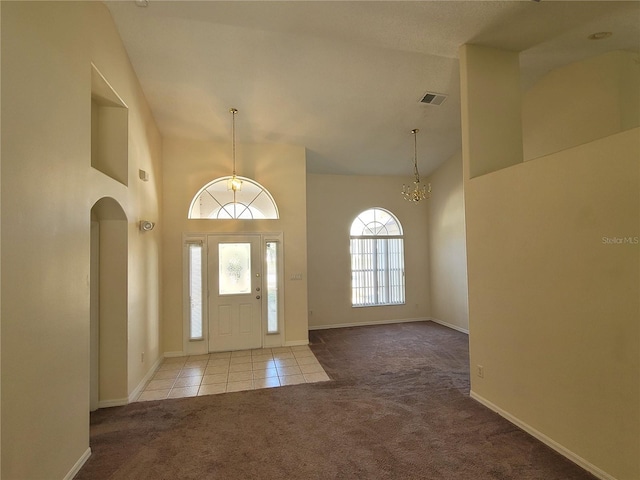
<box><xmin>208</xmin><ymin>235</ymin><xmax>263</xmax><ymax>352</ymax></box>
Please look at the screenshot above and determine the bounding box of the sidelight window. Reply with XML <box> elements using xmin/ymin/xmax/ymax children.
<box><xmin>187</xmin><ymin>242</ymin><xmax>204</xmax><ymax>340</ymax></box>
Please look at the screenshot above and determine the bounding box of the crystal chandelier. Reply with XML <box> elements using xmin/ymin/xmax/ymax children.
<box><xmin>227</xmin><ymin>108</ymin><xmax>243</xmax><ymax>193</ymax></box>
<box><xmin>402</xmin><ymin>128</ymin><xmax>431</xmax><ymax>202</ymax></box>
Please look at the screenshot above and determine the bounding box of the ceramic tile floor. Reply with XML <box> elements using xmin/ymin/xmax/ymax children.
<box><xmin>136</xmin><ymin>345</ymin><xmax>330</xmax><ymax>402</ymax></box>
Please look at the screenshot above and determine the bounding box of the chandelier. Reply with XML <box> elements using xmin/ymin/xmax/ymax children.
<box><xmin>401</xmin><ymin>128</ymin><xmax>431</xmax><ymax>203</ymax></box>
<box><xmin>227</xmin><ymin>107</ymin><xmax>243</xmax><ymax>193</ymax></box>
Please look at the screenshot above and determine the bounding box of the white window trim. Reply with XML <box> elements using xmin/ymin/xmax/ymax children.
<box><xmin>187</xmin><ymin>176</ymin><xmax>279</xmax><ymax>219</ymax></box>
<box><xmin>262</xmin><ymin>233</ymin><xmax>285</xmax><ymax>346</ymax></box>
<box><xmin>350</xmin><ymin>208</ymin><xmax>406</xmax><ymax>308</ymax></box>
<box><xmin>182</xmin><ymin>235</ymin><xmax>207</xmax><ymax>355</ymax></box>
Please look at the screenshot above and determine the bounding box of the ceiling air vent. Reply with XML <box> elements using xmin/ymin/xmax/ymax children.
<box><xmin>419</xmin><ymin>91</ymin><xmax>447</xmax><ymax>106</ymax></box>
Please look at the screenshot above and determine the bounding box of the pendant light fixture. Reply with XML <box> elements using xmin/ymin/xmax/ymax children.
<box><xmin>402</xmin><ymin>128</ymin><xmax>431</xmax><ymax>203</ymax></box>
<box><xmin>227</xmin><ymin>107</ymin><xmax>243</xmax><ymax>193</ymax></box>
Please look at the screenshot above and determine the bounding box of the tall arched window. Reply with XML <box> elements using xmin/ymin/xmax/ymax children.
<box><xmin>188</xmin><ymin>176</ymin><xmax>279</xmax><ymax>219</ymax></box>
<box><xmin>350</xmin><ymin>208</ymin><xmax>405</xmax><ymax>307</ymax></box>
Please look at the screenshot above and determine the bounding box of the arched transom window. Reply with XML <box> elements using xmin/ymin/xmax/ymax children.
<box><xmin>350</xmin><ymin>208</ymin><xmax>405</xmax><ymax>307</ymax></box>
<box><xmin>188</xmin><ymin>176</ymin><xmax>279</xmax><ymax>219</ymax></box>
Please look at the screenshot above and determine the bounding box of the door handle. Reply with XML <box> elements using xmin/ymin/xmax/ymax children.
<box><xmin>256</xmin><ymin>295</ymin><xmax>261</xmax><ymax>300</ymax></box>
<box><xmin>256</xmin><ymin>287</ymin><xmax>261</xmax><ymax>292</ymax></box>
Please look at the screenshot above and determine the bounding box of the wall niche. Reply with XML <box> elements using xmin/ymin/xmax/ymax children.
<box><xmin>91</xmin><ymin>63</ymin><xmax>128</xmax><ymax>186</ymax></box>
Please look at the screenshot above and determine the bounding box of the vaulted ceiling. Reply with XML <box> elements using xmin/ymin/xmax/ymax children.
<box><xmin>106</xmin><ymin>1</ymin><xmax>640</xmax><ymax>176</ymax></box>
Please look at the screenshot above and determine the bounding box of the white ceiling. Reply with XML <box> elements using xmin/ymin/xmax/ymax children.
<box><xmin>105</xmin><ymin>1</ymin><xmax>640</xmax><ymax>176</ymax></box>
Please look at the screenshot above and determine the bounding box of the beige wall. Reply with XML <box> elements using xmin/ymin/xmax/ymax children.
<box><xmin>2</xmin><ymin>3</ymin><xmax>635</xmax><ymax>478</ymax></box>
<box><xmin>427</xmin><ymin>152</ymin><xmax>469</xmax><ymax>332</ymax></box>
<box><xmin>460</xmin><ymin>45</ymin><xmax>523</xmax><ymax>178</ymax></box>
<box><xmin>466</xmin><ymin>129</ymin><xmax>639</xmax><ymax>480</ymax></box>
<box><xmin>1</xmin><ymin>2</ymin><xmax>163</xmax><ymax>478</ymax></box>
<box><xmin>0</xmin><ymin>2</ymin><xmax>3</xmax><ymax>472</ymax></box>
<box><xmin>162</xmin><ymin>137</ymin><xmax>308</xmax><ymax>353</ymax></box>
<box><xmin>307</xmin><ymin>174</ymin><xmax>430</xmax><ymax>329</ymax></box>
<box><xmin>462</xmin><ymin>45</ymin><xmax>639</xmax><ymax>480</ymax></box>
<box><xmin>523</xmin><ymin>51</ymin><xmax>640</xmax><ymax>161</ymax></box>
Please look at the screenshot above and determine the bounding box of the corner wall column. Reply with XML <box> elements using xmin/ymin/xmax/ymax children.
<box><xmin>459</xmin><ymin>44</ymin><xmax>523</xmax><ymax>179</ymax></box>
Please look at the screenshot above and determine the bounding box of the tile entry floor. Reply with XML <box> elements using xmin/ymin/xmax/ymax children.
<box><xmin>136</xmin><ymin>345</ymin><xmax>330</xmax><ymax>402</ymax></box>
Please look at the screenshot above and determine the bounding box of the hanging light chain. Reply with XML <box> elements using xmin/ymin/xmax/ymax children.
<box><xmin>227</xmin><ymin>108</ymin><xmax>243</xmax><ymax>193</ymax></box>
<box><xmin>230</xmin><ymin>107</ymin><xmax>238</xmax><ymax>176</ymax></box>
<box><xmin>402</xmin><ymin>128</ymin><xmax>431</xmax><ymax>202</ymax></box>
<box><xmin>412</xmin><ymin>128</ymin><xmax>420</xmax><ymax>182</ymax></box>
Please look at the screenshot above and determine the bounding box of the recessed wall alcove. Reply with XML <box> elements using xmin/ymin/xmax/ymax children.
<box><xmin>90</xmin><ymin>197</ymin><xmax>129</xmax><ymax>410</ymax></box>
<box><xmin>91</xmin><ymin>63</ymin><xmax>129</xmax><ymax>186</ymax></box>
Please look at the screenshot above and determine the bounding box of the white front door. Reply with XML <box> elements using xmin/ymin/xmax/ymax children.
<box><xmin>208</xmin><ymin>235</ymin><xmax>263</xmax><ymax>352</ymax></box>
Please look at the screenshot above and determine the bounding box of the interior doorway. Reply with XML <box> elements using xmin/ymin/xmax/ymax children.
<box><xmin>90</xmin><ymin>220</ymin><xmax>100</xmax><ymax>411</ymax></box>
<box><xmin>90</xmin><ymin>197</ymin><xmax>128</xmax><ymax>410</ymax></box>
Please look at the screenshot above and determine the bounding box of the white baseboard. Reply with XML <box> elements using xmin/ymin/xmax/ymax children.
<box><xmin>470</xmin><ymin>391</ymin><xmax>616</xmax><ymax>480</ymax></box>
<box><xmin>164</xmin><ymin>351</ymin><xmax>185</xmax><ymax>358</ymax></box>
<box><xmin>284</xmin><ymin>339</ymin><xmax>310</xmax><ymax>347</ymax></box>
<box><xmin>309</xmin><ymin>317</ymin><xmax>429</xmax><ymax>331</ymax></box>
<box><xmin>63</xmin><ymin>447</ymin><xmax>91</xmax><ymax>480</ymax></box>
<box><xmin>97</xmin><ymin>356</ymin><xmax>165</xmax><ymax>408</ymax></box>
<box><xmin>429</xmin><ymin>318</ymin><xmax>469</xmax><ymax>334</ymax></box>
<box><xmin>129</xmin><ymin>354</ymin><xmax>165</xmax><ymax>403</ymax></box>
<box><xmin>98</xmin><ymin>397</ymin><xmax>129</xmax><ymax>409</ymax></box>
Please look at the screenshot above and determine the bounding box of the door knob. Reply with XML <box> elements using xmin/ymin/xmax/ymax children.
<box><xmin>256</xmin><ymin>295</ymin><xmax>261</xmax><ymax>299</ymax></box>
<box><xmin>256</xmin><ymin>287</ymin><xmax>261</xmax><ymax>292</ymax></box>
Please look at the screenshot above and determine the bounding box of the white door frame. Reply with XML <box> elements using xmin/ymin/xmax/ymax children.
<box><xmin>90</xmin><ymin>221</ymin><xmax>100</xmax><ymax>411</ymax></box>
<box><xmin>182</xmin><ymin>232</ymin><xmax>285</xmax><ymax>356</ymax></box>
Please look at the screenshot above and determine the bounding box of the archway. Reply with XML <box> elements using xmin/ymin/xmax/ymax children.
<box><xmin>90</xmin><ymin>197</ymin><xmax>128</xmax><ymax>410</ymax></box>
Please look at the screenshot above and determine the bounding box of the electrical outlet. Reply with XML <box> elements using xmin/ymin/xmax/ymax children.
<box><xmin>477</xmin><ymin>365</ymin><xmax>484</xmax><ymax>378</ymax></box>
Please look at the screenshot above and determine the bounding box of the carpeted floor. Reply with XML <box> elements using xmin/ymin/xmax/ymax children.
<box><xmin>75</xmin><ymin>322</ymin><xmax>596</xmax><ymax>479</ymax></box>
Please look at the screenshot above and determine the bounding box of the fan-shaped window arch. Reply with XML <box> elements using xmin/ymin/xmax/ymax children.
<box><xmin>350</xmin><ymin>208</ymin><xmax>403</xmax><ymax>237</ymax></box>
<box><xmin>350</xmin><ymin>208</ymin><xmax>405</xmax><ymax>307</ymax></box>
<box><xmin>188</xmin><ymin>176</ymin><xmax>279</xmax><ymax>219</ymax></box>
